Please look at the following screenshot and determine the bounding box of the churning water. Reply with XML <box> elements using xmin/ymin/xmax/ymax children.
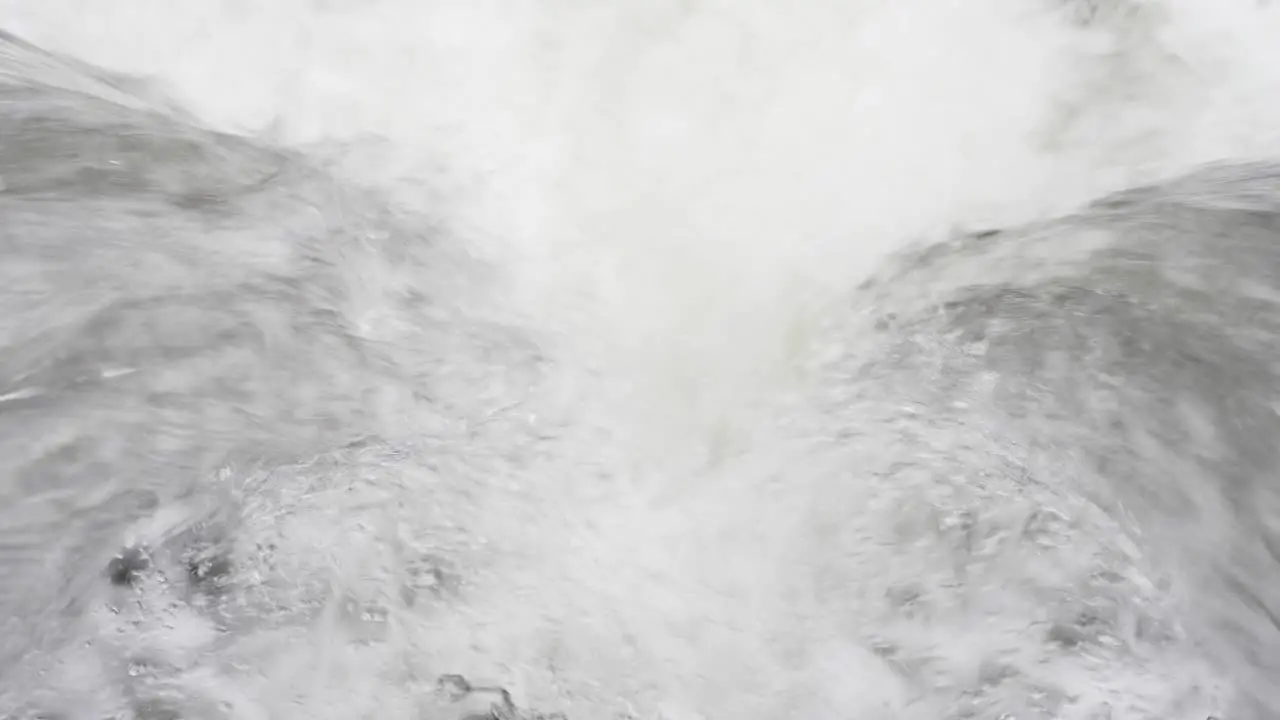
<box><xmin>3</xmin><ymin>2</ymin><xmax>1280</xmax><ymax>718</ymax></box>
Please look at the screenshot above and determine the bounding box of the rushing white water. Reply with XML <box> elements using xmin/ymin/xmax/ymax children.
<box><xmin>4</xmin><ymin>1</ymin><xmax>1280</xmax><ymax>719</ymax></box>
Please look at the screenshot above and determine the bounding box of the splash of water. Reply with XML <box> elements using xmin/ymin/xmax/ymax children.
<box><xmin>3</xmin><ymin>2</ymin><xmax>1280</xmax><ymax>718</ymax></box>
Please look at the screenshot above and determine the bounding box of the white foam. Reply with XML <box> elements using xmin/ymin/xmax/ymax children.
<box><xmin>6</xmin><ymin>1</ymin><xmax>1280</xmax><ymax>717</ymax></box>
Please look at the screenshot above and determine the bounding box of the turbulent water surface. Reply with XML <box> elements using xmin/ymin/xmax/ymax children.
<box><xmin>3</xmin><ymin>2</ymin><xmax>1280</xmax><ymax>719</ymax></box>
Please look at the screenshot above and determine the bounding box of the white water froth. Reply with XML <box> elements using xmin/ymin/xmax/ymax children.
<box><xmin>4</xmin><ymin>1</ymin><xmax>1280</xmax><ymax>718</ymax></box>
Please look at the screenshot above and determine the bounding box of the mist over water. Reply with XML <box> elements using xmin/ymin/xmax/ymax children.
<box><xmin>4</xmin><ymin>2</ymin><xmax>1280</xmax><ymax>718</ymax></box>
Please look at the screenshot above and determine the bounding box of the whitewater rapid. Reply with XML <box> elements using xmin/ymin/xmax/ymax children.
<box><xmin>3</xmin><ymin>2</ymin><xmax>1280</xmax><ymax>718</ymax></box>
